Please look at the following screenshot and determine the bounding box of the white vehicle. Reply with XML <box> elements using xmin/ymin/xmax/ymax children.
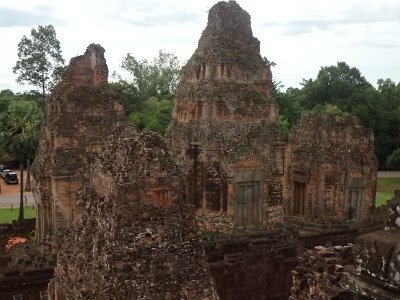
<box><xmin>0</xmin><ymin>169</ymin><xmax>11</xmax><ymax>179</ymax></box>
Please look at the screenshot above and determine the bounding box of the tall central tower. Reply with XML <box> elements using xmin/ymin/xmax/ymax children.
<box><xmin>168</xmin><ymin>1</ymin><xmax>285</xmax><ymax>233</ymax></box>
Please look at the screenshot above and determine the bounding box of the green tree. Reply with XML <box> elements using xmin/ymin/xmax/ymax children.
<box><xmin>288</xmin><ymin>62</ymin><xmax>400</xmax><ymax>168</ymax></box>
<box><xmin>13</xmin><ymin>25</ymin><xmax>65</xmax><ymax>98</ymax></box>
<box><xmin>0</xmin><ymin>101</ymin><xmax>42</xmax><ymax>221</ymax></box>
<box><xmin>386</xmin><ymin>148</ymin><xmax>400</xmax><ymax>170</ymax></box>
<box><xmin>374</xmin><ymin>79</ymin><xmax>400</xmax><ymax>167</ymax></box>
<box><xmin>266</xmin><ymin>59</ymin><xmax>304</xmax><ymax>136</ymax></box>
<box><xmin>0</xmin><ymin>89</ymin><xmax>14</xmax><ymax>97</ymax></box>
<box><xmin>278</xmin><ymin>115</ymin><xmax>290</xmax><ymax>138</ymax></box>
<box><xmin>299</xmin><ymin>62</ymin><xmax>372</xmax><ymax>111</ymax></box>
<box><xmin>108</xmin><ymin>80</ymin><xmax>142</xmax><ymax>116</ymax></box>
<box><xmin>309</xmin><ymin>103</ymin><xmax>348</xmax><ymax>116</ymax></box>
<box><xmin>18</xmin><ymin>90</ymin><xmax>46</xmax><ymax>109</ymax></box>
<box><xmin>262</xmin><ymin>56</ymin><xmax>277</xmax><ymax>68</ymax></box>
<box><xmin>274</xmin><ymin>86</ymin><xmax>305</xmax><ymax>128</ymax></box>
<box><xmin>119</xmin><ymin>51</ymin><xmax>180</xmax><ymax>115</ymax></box>
<box><xmin>0</xmin><ymin>89</ymin><xmax>14</xmax><ymax>113</ymax></box>
<box><xmin>128</xmin><ymin>96</ymin><xmax>173</xmax><ymax>135</ymax></box>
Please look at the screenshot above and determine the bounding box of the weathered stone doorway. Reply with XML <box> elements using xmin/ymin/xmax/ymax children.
<box><xmin>235</xmin><ymin>182</ymin><xmax>260</xmax><ymax>227</ymax></box>
<box><xmin>346</xmin><ymin>188</ymin><xmax>363</xmax><ymax>220</ymax></box>
<box><xmin>293</xmin><ymin>181</ymin><xmax>306</xmax><ymax>215</ymax></box>
<box><xmin>234</xmin><ymin>169</ymin><xmax>263</xmax><ymax>229</ymax></box>
<box><xmin>345</xmin><ymin>177</ymin><xmax>367</xmax><ymax>220</ymax></box>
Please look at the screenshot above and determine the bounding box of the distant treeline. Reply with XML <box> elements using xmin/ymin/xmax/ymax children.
<box><xmin>272</xmin><ymin>62</ymin><xmax>400</xmax><ymax>170</ymax></box>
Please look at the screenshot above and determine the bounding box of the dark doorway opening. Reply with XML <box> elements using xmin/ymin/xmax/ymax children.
<box><xmin>293</xmin><ymin>181</ymin><xmax>306</xmax><ymax>215</ymax></box>
<box><xmin>235</xmin><ymin>181</ymin><xmax>261</xmax><ymax>228</ymax></box>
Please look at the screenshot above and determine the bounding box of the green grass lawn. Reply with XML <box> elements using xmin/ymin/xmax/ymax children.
<box><xmin>376</xmin><ymin>177</ymin><xmax>400</xmax><ymax>207</ymax></box>
<box><xmin>0</xmin><ymin>206</ymin><xmax>36</xmax><ymax>224</ymax></box>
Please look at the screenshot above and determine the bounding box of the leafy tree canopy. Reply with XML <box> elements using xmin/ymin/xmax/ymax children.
<box><xmin>121</xmin><ymin>51</ymin><xmax>180</xmax><ymax>98</ymax></box>
<box><xmin>386</xmin><ymin>148</ymin><xmax>400</xmax><ymax>170</ymax></box>
<box><xmin>299</xmin><ymin>61</ymin><xmax>372</xmax><ymax>111</ymax></box>
<box><xmin>0</xmin><ymin>100</ymin><xmax>42</xmax><ymax>161</ymax></box>
<box><xmin>0</xmin><ymin>89</ymin><xmax>44</xmax><ymax>114</ymax></box>
<box><xmin>0</xmin><ymin>100</ymin><xmax>42</xmax><ymax>221</ymax></box>
<box><xmin>13</xmin><ymin>25</ymin><xmax>65</xmax><ymax>98</ymax></box>
<box><xmin>118</xmin><ymin>51</ymin><xmax>181</xmax><ymax>115</ymax></box>
<box><xmin>272</xmin><ymin>62</ymin><xmax>400</xmax><ymax>169</ymax></box>
<box><xmin>308</xmin><ymin>104</ymin><xmax>348</xmax><ymax>116</ymax></box>
<box><xmin>128</xmin><ymin>96</ymin><xmax>173</xmax><ymax>135</ymax></box>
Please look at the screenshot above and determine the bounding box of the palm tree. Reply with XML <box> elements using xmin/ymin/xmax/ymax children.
<box><xmin>0</xmin><ymin>101</ymin><xmax>42</xmax><ymax>222</ymax></box>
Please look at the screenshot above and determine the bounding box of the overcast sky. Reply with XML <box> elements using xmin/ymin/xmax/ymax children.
<box><xmin>1</xmin><ymin>0</ymin><xmax>399</xmax><ymax>93</ymax></box>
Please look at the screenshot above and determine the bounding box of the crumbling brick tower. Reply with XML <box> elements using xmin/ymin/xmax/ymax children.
<box><xmin>32</xmin><ymin>44</ymin><xmax>124</xmax><ymax>246</ymax></box>
<box><xmin>168</xmin><ymin>0</ymin><xmax>285</xmax><ymax>232</ymax></box>
<box><xmin>283</xmin><ymin>114</ymin><xmax>378</xmax><ymax>225</ymax></box>
<box><xmin>33</xmin><ymin>44</ymin><xmax>217</xmax><ymax>299</ymax></box>
<box><xmin>48</xmin><ymin>124</ymin><xmax>218</xmax><ymax>299</ymax></box>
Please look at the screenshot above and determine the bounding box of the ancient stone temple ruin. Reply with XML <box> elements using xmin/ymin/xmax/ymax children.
<box><xmin>31</xmin><ymin>44</ymin><xmax>218</xmax><ymax>299</ymax></box>
<box><xmin>48</xmin><ymin>124</ymin><xmax>217</xmax><ymax>299</ymax></box>
<box><xmin>340</xmin><ymin>190</ymin><xmax>400</xmax><ymax>299</ymax></box>
<box><xmin>283</xmin><ymin>114</ymin><xmax>378</xmax><ymax>225</ymax></box>
<box><xmin>291</xmin><ymin>190</ymin><xmax>400</xmax><ymax>299</ymax></box>
<box><xmin>25</xmin><ymin>1</ymin><xmax>392</xmax><ymax>300</ymax></box>
<box><xmin>168</xmin><ymin>0</ymin><xmax>285</xmax><ymax>232</ymax></box>
<box><xmin>32</xmin><ymin>44</ymin><xmax>124</xmax><ymax>246</ymax></box>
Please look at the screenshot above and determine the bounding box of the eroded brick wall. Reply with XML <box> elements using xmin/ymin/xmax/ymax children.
<box><xmin>283</xmin><ymin>114</ymin><xmax>378</xmax><ymax>224</ymax></box>
<box><xmin>48</xmin><ymin>124</ymin><xmax>217</xmax><ymax>299</ymax></box>
<box><xmin>291</xmin><ymin>191</ymin><xmax>400</xmax><ymax>300</ymax></box>
<box><xmin>204</xmin><ymin>230</ymin><xmax>299</xmax><ymax>300</ymax></box>
<box><xmin>0</xmin><ymin>220</ymin><xmax>54</xmax><ymax>300</ymax></box>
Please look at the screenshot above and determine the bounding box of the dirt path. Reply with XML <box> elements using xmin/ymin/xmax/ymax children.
<box><xmin>0</xmin><ymin>170</ymin><xmax>31</xmax><ymax>196</ymax></box>
<box><xmin>378</xmin><ymin>171</ymin><xmax>400</xmax><ymax>178</ymax></box>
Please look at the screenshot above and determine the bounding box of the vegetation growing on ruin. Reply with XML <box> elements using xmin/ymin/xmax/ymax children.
<box><xmin>307</xmin><ymin>104</ymin><xmax>349</xmax><ymax>117</ymax></box>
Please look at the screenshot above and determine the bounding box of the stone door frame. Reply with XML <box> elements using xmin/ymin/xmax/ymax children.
<box><xmin>233</xmin><ymin>169</ymin><xmax>264</xmax><ymax>229</ymax></box>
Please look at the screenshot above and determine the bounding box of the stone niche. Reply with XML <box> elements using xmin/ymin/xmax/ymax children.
<box><xmin>32</xmin><ymin>44</ymin><xmax>124</xmax><ymax>247</ymax></box>
<box><xmin>168</xmin><ymin>0</ymin><xmax>285</xmax><ymax>234</ymax></box>
<box><xmin>48</xmin><ymin>124</ymin><xmax>218</xmax><ymax>300</ymax></box>
<box><xmin>283</xmin><ymin>114</ymin><xmax>378</xmax><ymax>224</ymax></box>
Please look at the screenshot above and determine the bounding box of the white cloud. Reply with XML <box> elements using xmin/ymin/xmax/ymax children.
<box><xmin>1</xmin><ymin>0</ymin><xmax>399</xmax><ymax>92</ymax></box>
<box><xmin>0</xmin><ymin>6</ymin><xmax>65</xmax><ymax>27</ymax></box>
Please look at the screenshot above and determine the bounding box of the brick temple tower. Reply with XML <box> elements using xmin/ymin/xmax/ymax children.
<box><xmin>168</xmin><ymin>0</ymin><xmax>285</xmax><ymax>232</ymax></box>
